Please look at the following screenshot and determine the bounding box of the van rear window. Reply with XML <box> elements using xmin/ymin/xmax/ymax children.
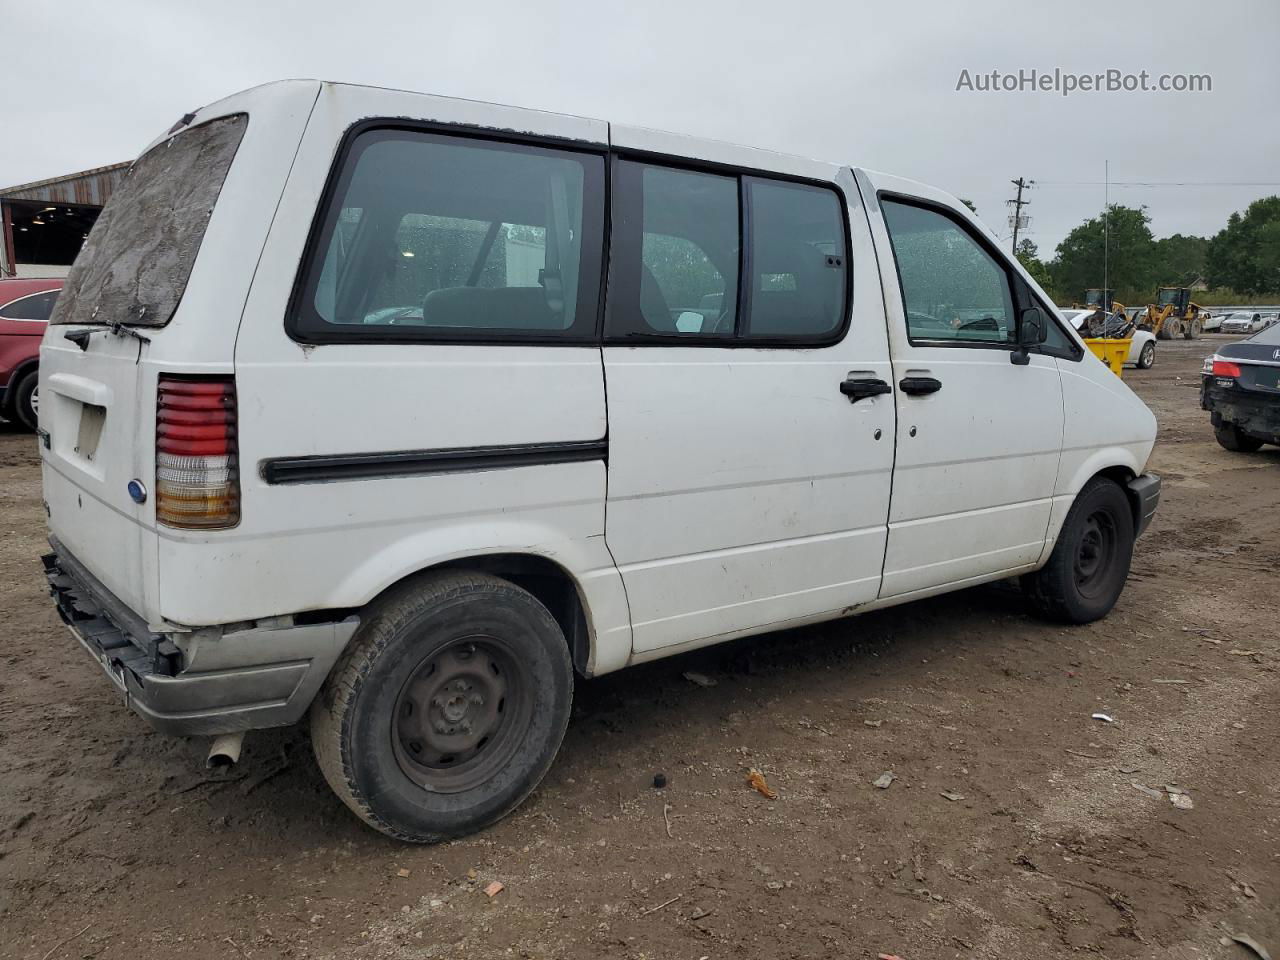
<box><xmin>289</xmin><ymin>129</ymin><xmax>606</xmax><ymax>343</ymax></box>
<box><xmin>51</xmin><ymin>114</ymin><xmax>247</xmax><ymax>327</ymax></box>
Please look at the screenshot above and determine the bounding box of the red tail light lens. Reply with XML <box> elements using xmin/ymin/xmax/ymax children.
<box><xmin>1212</xmin><ymin>359</ymin><xmax>1242</xmax><ymax>378</ymax></box>
<box><xmin>156</xmin><ymin>375</ymin><xmax>240</xmax><ymax>529</ymax></box>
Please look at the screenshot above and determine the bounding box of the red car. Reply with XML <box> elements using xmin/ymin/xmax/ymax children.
<box><xmin>0</xmin><ymin>277</ymin><xmax>62</xmax><ymax>431</ymax></box>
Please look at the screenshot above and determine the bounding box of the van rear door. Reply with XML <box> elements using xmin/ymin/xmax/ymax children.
<box><xmin>40</xmin><ymin>82</ymin><xmax>320</xmax><ymax>624</ymax></box>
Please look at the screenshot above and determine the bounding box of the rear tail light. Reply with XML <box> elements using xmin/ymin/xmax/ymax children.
<box><xmin>1212</xmin><ymin>359</ymin><xmax>1242</xmax><ymax>378</ymax></box>
<box><xmin>156</xmin><ymin>375</ymin><xmax>240</xmax><ymax>529</ymax></box>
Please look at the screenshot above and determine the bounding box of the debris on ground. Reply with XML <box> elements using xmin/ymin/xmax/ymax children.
<box><xmin>746</xmin><ymin>768</ymin><xmax>778</xmax><ymax>800</ymax></box>
<box><xmin>1169</xmin><ymin>792</ymin><xmax>1194</xmax><ymax>810</ymax></box>
<box><xmin>940</xmin><ymin>790</ymin><xmax>965</xmax><ymax>802</ymax></box>
<box><xmin>863</xmin><ymin>719</ymin><xmax>883</xmax><ymax>728</ymax></box>
<box><xmin>682</xmin><ymin>671</ymin><xmax>716</xmax><ymax>688</ymax></box>
<box><xmin>1092</xmin><ymin>713</ymin><xmax>1115</xmax><ymax>723</ymax></box>
<box><xmin>1118</xmin><ymin>764</ymin><xmax>1140</xmax><ymax>774</ymax></box>
<box><xmin>1231</xmin><ymin>875</ymin><xmax>1258</xmax><ymax>899</ymax></box>
<box><xmin>1132</xmin><ymin>782</ymin><xmax>1164</xmax><ymax>800</ymax></box>
<box><xmin>639</xmin><ymin>894</ymin><xmax>681</xmax><ymax>916</ymax></box>
<box><xmin>483</xmin><ymin>881</ymin><xmax>504</xmax><ymax>898</ymax></box>
<box><xmin>872</xmin><ymin>771</ymin><xmax>897</xmax><ymax>789</ymax></box>
<box><xmin>653</xmin><ymin>772</ymin><xmax>667</xmax><ymax>789</ymax></box>
<box><xmin>396</xmin><ymin>868</ymin><xmax>410</xmax><ymax>878</ymax></box>
<box><xmin>1227</xmin><ymin>932</ymin><xmax>1273</xmax><ymax>960</ymax></box>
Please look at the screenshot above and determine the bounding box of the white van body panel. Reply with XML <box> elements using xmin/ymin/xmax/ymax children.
<box><xmin>1046</xmin><ymin>363</ymin><xmax>1156</xmax><ymax>551</ymax></box>
<box><xmin>38</xmin><ymin>81</ymin><xmax>1160</xmax><ymax>742</ymax></box>
<box><xmin>226</xmin><ymin>82</ymin><xmax>632</xmax><ymax>672</ymax></box>
<box><xmin>856</xmin><ymin>171</ymin><xmax>1066</xmax><ymax>596</ymax></box>
<box><xmin>605</xmin><ymin>168</ymin><xmax>895</xmax><ymax>653</ymax></box>
<box><xmin>40</xmin><ymin>81</ymin><xmax>322</xmax><ymax>626</ymax></box>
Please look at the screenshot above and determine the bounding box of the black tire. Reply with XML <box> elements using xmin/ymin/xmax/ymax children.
<box><xmin>1138</xmin><ymin>341</ymin><xmax>1155</xmax><ymax>369</ymax></box>
<box><xmin>311</xmin><ymin>571</ymin><xmax>573</xmax><ymax>843</ymax></box>
<box><xmin>1214</xmin><ymin>421</ymin><xmax>1264</xmax><ymax>453</ymax></box>
<box><xmin>1183</xmin><ymin>317</ymin><xmax>1202</xmax><ymax>340</ymax></box>
<box><xmin>1023</xmin><ymin>477</ymin><xmax>1135</xmax><ymax>624</ymax></box>
<box><xmin>10</xmin><ymin>369</ymin><xmax>38</xmax><ymax>431</ymax></box>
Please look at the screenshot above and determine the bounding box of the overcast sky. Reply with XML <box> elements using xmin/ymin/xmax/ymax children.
<box><xmin>4</xmin><ymin>0</ymin><xmax>1278</xmax><ymax>255</ymax></box>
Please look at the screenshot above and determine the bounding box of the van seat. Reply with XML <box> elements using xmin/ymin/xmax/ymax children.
<box><xmin>421</xmin><ymin>286</ymin><xmax>557</xmax><ymax>329</ymax></box>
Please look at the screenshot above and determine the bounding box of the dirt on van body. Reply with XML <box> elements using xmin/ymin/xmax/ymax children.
<box><xmin>1</xmin><ymin>336</ymin><xmax>1277</xmax><ymax>960</ymax></box>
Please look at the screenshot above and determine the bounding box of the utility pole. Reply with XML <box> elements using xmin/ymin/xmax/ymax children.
<box><xmin>1007</xmin><ymin>177</ymin><xmax>1033</xmax><ymax>254</ymax></box>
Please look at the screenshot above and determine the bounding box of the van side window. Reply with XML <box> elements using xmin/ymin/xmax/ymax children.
<box><xmin>608</xmin><ymin>162</ymin><xmax>739</xmax><ymax>338</ymax></box>
<box><xmin>881</xmin><ymin>199</ymin><xmax>1015</xmax><ymax>346</ymax></box>
<box><xmin>606</xmin><ymin>162</ymin><xmax>851</xmax><ymax>343</ymax></box>
<box><xmin>744</xmin><ymin>178</ymin><xmax>847</xmax><ymax>338</ymax></box>
<box><xmin>292</xmin><ymin>130</ymin><xmax>606</xmax><ymax>342</ymax></box>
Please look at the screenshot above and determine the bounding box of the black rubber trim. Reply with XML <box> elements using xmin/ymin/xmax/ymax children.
<box><xmin>1126</xmin><ymin>473</ymin><xmax>1161</xmax><ymax>538</ymax></box>
<box><xmin>262</xmin><ymin>439</ymin><xmax>608</xmax><ymax>485</ymax></box>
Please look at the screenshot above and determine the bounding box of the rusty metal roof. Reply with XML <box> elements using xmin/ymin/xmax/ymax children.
<box><xmin>0</xmin><ymin>162</ymin><xmax>130</xmax><ymax>206</ymax></box>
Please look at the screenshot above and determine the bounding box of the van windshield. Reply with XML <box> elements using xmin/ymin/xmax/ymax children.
<box><xmin>51</xmin><ymin>114</ymin><xmax>247</xmax><ymax>327</ymax></box>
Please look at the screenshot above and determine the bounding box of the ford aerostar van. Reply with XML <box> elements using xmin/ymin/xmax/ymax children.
<box><xmin>40</xmin><ymin>80</ymin><xmax>1160</xmax><ymax>842</ymax></box>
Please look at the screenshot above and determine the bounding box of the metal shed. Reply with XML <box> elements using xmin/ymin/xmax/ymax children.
<box><xmin>0</xmin><ymin>162</ymin><xmax>128</xmax><ymax>278</ymax></box>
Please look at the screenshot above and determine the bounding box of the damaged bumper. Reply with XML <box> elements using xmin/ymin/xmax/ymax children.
<box><xmin>44</xmin><ymin>538</ymin><xmax>357</xmax><ymax>736</ymax></box>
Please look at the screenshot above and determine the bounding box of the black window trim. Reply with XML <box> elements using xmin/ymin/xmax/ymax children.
<box><xmin>286</xmin><ymin>118</ymin><xmax>611</xmax><ymax>347</ymax></box>
<box><xmin>878</xmin><ymin>191</ymin><xmax>1081</xmax><ymax>360</ymax></box>
<box><xmin>285</xmin><ymin>117</ymin><xmax>856</xmax><ymax>351</ymax></box>
<box><xmin>602</xmin><ymin>149</ymin><xmax>853</xmax><ymax>349</ymax></box>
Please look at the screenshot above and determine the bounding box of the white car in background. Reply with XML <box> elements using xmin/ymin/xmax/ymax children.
<box><xmin>1060</xmin><ymin>308</ymin><xmax>1157</xmax><ymax>369</ymax></box>
<box><xmin>1219</xmin><ymin>312</ymin><xmax>1265</xmax><ymax>334</ymax></box>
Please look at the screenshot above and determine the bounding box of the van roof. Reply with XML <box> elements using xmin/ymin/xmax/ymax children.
<box><xmin>177</xmin><ymin>79</ymin><xmax>851</xmax><ymax>185</ymax></box>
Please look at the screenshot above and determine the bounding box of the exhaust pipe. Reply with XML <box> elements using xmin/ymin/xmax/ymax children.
<box><xmin>206</xmin><ymin>732</ymin><xmax>245</xmax><ymax>769</ymax></box>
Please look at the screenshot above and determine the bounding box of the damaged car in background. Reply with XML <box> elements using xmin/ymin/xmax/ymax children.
<box><xmin>1202</xmin><ymin>322</ymin><xmax>1280</xmax><ymax>451</ymax></box>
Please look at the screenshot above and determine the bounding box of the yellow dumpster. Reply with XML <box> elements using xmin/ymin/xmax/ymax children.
<box><xmin>1084</xmin><ymin>337</ymin><xmax>1130</xmax><ymax>377</ymax></box>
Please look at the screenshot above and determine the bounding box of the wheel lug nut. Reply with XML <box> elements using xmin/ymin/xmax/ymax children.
<box><xmin>470</xmin><ymin>694</ymin><xmax>484</xmax><ymax>705</ymax></box>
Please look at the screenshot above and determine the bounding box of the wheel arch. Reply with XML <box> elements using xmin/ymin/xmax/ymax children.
<box><xmin>1047</xmin><ymin>448</ymin><xmax>1147</xmax><ymax>554</ymax></box>
<box><xmin>346</xmin><ymin>544</ymin><xmax>629</xmax><ymax>679</ymax></box>
<box><xmin>2</xmin><ymin>356</ymin><xmax>38</xmax><ymax>415</ymax></box>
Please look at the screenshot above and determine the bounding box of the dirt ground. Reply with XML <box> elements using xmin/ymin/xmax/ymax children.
<box><xmin>1</xmin><ymin>337</ymin><xmax>1276</xmax><ymax>960</ymax></box>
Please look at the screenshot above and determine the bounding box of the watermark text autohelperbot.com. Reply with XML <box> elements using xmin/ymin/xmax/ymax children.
<box><xmin>956</xmin><ymin>68</ymin><xmax>1211</xmax><ymax>97</ymax></box>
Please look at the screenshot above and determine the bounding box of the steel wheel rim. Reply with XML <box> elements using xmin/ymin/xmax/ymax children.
<box><xmin>392</xmin><ymin>635</ymin><xmax>531</xmax><ymax>794</ymax></box>
<box><xmin>1074</xmin><ymin>511</ymin><xmax>1118</xmax><ymax>598</ymax></box>
<box><xmin>1142</xmin><ymin>344</ymin><xmax>1154</xmax><ymax>367</ymax></box>
<box><xmin>30</xmin><ymin>386</ymin><xmax>38</xmax><ymax>415</ymax></box>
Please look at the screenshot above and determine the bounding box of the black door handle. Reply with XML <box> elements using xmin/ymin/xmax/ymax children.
<box><xmin>899</xmin><ymin>376</ymin><xmax>942</xmax><ymax>396</ymax></box>
<box><xmin>840</xmin><ymin>377</ymin><xmax>892</xmax><ymax>403</ymax></box>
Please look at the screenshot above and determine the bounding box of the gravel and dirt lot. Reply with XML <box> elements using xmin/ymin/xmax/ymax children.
<box><xmin>1</xmin><ymin>337</ymin><xmax>1276</xmax><ymax>960</ymax></box>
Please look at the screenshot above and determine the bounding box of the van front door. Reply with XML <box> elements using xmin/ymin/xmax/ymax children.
<box><xmin>603</xmin><ymin>158</ymin><xmax>895</xmax><ymax>654</ymax></box>
<box><xmin>866</xmin><ymin>185</ymin><xmax>1064</xmax><ymax>599</ymax></box>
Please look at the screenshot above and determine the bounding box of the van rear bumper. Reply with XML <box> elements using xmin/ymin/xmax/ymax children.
<box><xmin>43</xmin><ymin>539</ymin><xmax>358</xmax><ymax>736</ymax></box>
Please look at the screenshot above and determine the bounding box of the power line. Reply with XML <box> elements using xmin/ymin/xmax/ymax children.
<box><xmin>1007</xmin><ymin>177</ymin><xmax>1033</xmax><ymax>253</ymax></box>
<box><xmin>1035</xmin><ymin>180</ymin><xmax>1280</xmax><ymax>188</ymax></box>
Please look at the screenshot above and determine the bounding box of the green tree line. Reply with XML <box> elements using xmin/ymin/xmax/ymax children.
<box><xmin>1009</xmin><ymin>196</ymin><xmax>1280</xmax><ymax>305</ymax></box>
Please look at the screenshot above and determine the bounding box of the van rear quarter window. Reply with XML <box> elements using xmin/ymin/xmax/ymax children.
<box><xmin>51</xmin><ymin>114</ymin><xmax>248</xmax><ymax>327</ymax></box>
<box><xmin>291</xmin><ymin>129</ymin><xmax>606</xmax><ymax>342</ymax></box>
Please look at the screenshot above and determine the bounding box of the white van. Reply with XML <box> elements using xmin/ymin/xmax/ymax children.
<box><xmin>39</xmin><ymin>81</ymin><xmax>1159</xmax><ymax>842</ymax></box>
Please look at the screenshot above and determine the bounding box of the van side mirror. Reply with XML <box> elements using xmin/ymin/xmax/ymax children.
<box><xmin>1011</xmin><ymin>307</ymin><xmax>1046</xmax><ymax>365</ymax></box>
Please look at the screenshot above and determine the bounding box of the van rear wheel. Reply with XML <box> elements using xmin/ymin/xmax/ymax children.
<box><xmin>1023</xmin><ymin>477</ymin><xmax>1134</xmax><ymax>624</ymax></box>
<box><xmin>310</xmin><ymin>571</ymin><xmax>573</xmax><ymax>843</ymax></box>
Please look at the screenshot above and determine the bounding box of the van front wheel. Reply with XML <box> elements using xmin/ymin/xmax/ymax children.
<box><xmin>1023</xmin><ymin>477</ymin><xmax>1135</xmax><ymax>624</ymax></box>
<box><xmin>311</xmin><ymin>571</ymin><xmax>573</xmax><ymax>843</ymax></box>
